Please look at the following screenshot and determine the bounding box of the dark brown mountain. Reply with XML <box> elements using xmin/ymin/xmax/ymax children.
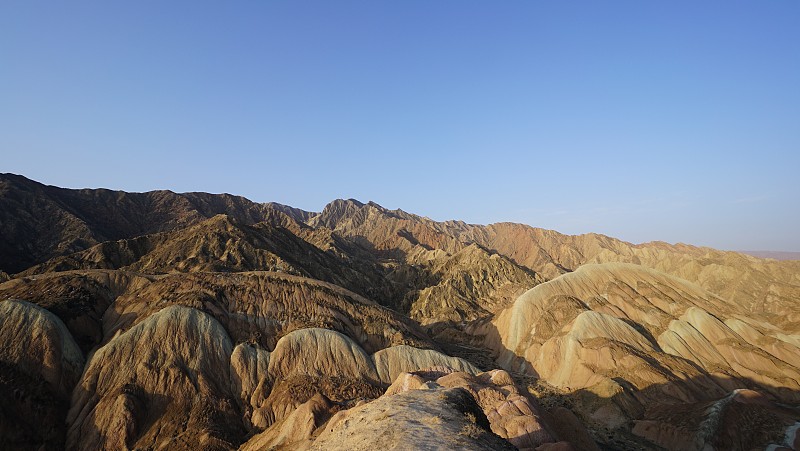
<box><xmin>17</xmin><ymin>214</ymin><xmax>401</xmax><ymax>307</ymax></box>
<box><xmin>0</xmin><ymin>173</ymin><xmax>294</xmax><ymax>274</ymax></box>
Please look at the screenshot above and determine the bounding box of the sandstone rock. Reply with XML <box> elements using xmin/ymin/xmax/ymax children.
<box><xmin>0</xmin><ymin>299</ymin><xmax>84</xmax><ymax>395</ymax></box>
<box><xmin>0</xmin><ymin>299</ymin><xmax>84</xmax><ymax>450</ymax></box>
<box><xmin>310</xmin><ymin>387</ymin><xmax>515</xmax><ymax>450</ymax></box>
<box><xmin>229</xmin><ymin>327</ymin><xmax>478</xmax><ymax>432</ymax></box>
<box><xmin>103</xmin><ymin>271</ymin><xmax>432</xmax><ymax>353</ymax></box>
<box><xmin>372</xmin><ymin>345</ymin><xmax>480</xmax><ymax>384</ymax></box>
<box><xmin>410</xmin><ymin>243</ymin><xmax>543</xmax><ymax>325</ymax></box>
<box><xmin>0</xmin><ymin>270</ymin><xmax>149</xmax><ymax>352</ymax></box>
<box><xmin>385</xmin><ymin>372</ymin><xmax>429</xmax><ymax>395</ymax></box>
<box><xmin>269</xmin><ymin>328</ymin><xmax>379</xmax><ymax>383</ymax></box>
<box><xmin>489</xmin><ymin>263</ymin><xmax>799</xmax><ymax>405</ymax></box>
<box><xmin>239</xmin><ymin>393</ymin><xmax>333</xmax><ymax>450</ymax></box>
<box><xmin>230</xmin><ymin>342</ymin><xmax>271</xmax><ymax>429</ymax></box>
<box><xmin>382</xmin><ymin>368</ymin><xmax>598</xmax><ymax>451</ymax></box>
<box><xmin>481</xmin><ymin>261</ymin><xmax>800</xmax><ymax>451</ymax></box>
<box><xmin>66</xmin><ymin>305</ymin><xmax>242</xmax><ymax>450</ymax></box>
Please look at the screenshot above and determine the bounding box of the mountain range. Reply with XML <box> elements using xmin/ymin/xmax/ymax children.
<box><xmin>1</xmin><ymin>173</ymin><xmax>798</xmax><ymax>450</ymax></box>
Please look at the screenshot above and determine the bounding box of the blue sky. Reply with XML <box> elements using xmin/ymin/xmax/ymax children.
<box><xmin>2</xmin><ymin>1</ymin><xmax>798</xmax><ymax>251</ymax></box>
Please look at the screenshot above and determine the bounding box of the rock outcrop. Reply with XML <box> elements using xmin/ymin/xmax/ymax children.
<box><xmin>230</xmin><ymin>327</ymin><xmax>478</xmax><ymax>431</ymax></box>
<box><xmin>66</xmin><ymin>305</ymin><xmax>241</xmax><ymax>450</ymax></box>
<box><xmin>488</xmin><ymin>263</ymin><xmax>800</xmax><ymax>400</ymax></box>
<box><xmin>335</xmin><ymin>367</ymin><xmax>601</xmax><ymax>451</ymax></box>
<box><xmin>372</xmin><ymin>345</ymin><xmax>479</xmax><ymax>384</ymax></box>
<box><xmin>0</xmin><ymin>299</ymin><xmax>84</xmax><ymax>450</ymax></box>
<box><xmin>310</xmin><ymin>387</ymin><xmax>515</xmax><ymax>451</ymax></box>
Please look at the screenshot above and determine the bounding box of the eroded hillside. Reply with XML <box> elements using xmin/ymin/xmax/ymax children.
<box><xmin>1</xmin><ymin>174</ymin><xmax>798</xmax><ymax>450</ymax></box>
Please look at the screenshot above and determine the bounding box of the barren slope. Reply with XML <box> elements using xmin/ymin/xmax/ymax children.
<box><xmin>307</xmin><ymin>198</ymin><xmax>800</xmax><ymax>330</ymax></box>
<box><xmin>1</xmin><ymin>271</ymin><xmax>486</xmax><ymax>450</ymax></box>
<box><xmin>478</xmin><ymin>262</ymin><xmax>800</xmax><ymax>448</ymax></box>
<box><xmin>0</xmin><ymin>174</ymin><xmax>300</xmax><ymax>273</ymax></box>
<box><xmin>2</xmin><ymin>177</ymin><xmax>799</xmax><ymax>451</ymax></box>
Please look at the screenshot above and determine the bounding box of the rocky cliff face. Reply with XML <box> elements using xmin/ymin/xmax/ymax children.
<box><xmin>1</xmin><ymin>174</ymin><xmax>798</xmax><ymax>450</ymax></box>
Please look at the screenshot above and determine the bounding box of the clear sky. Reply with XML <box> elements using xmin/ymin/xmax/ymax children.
<box><xmin>2</xmin><ymin>1</ymin><xmax>799</xmax><ymax>251</ymax></box>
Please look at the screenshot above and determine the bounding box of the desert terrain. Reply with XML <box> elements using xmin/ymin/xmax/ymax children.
<box><xmin>1</xmin><ymin>173</ymin><xmax>798</xmax><ymax>450</ymax></box>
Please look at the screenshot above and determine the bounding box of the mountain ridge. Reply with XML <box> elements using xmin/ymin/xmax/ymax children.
<box><xmin>1</xmin><ymin>174</ymin><xmax>799</xmax><ymax>450</ymax></box>
<box><xmin>8</xmin><ymin>172</ymin><xmax>794</xmax><ymax>274</ymax></box>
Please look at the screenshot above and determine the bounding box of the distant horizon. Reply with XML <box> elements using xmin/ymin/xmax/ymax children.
<box><xmin>3</xmin><ymin>2</ymin><xmax>798</xmax><ymax>252</ymax></box>
<box><xmin>6</xmin><ymin>172</ymin><xmax>799</xmax><ymax>254</ymax></box>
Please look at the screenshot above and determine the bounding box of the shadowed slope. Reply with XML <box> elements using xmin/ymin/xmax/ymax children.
<box><xmin>0</xmin><ymin>174</ymin><xmax>305</xmax><ymax>273</ymax></box>
<box><xmin>0</xmin><ymin>270</ymin><xmax>151</xmax><ymax>353</ymax></box>
<box><xmin>101</xmin><ymin>271</ymin><xmax>432</xmax><ymax>353</ymax></box>
<box><xmin>0</xmin><ymin>299</ymin><xmax>84</xmax><ymax>450</ymax></box>
<box><xmin>20</xmin><ymin>215</ymin><xmax>398</xmax><ymax>308</ymax></box>
<box><xmin>308</xmin><ymin>198</ymin><xmax>800</xmax><ymax>329</ymax></box>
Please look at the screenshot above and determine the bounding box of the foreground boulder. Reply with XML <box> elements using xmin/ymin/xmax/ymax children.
<box><xmin>310</xmin><ymin>387</ymin><xmax>515</xmax><ymax>451</ymax></box>
<box><xmin>386</xmin><ymin>368</ymin><xmax>599</xmax><ymax>451</ymax></box>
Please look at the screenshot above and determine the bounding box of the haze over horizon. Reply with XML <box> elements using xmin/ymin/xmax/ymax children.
<box><xmin>2</xmin><ymin>2</ymin><xmax>799</xmax><ymax>251</ymax></box>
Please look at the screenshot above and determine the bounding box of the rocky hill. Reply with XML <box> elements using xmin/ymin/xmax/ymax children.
<box><xmin>1</xmin><ymin>174</ymin><xmax>798</xmax><ymax>450</ymax></box>
<box><xmin>0</xmin><ymin>173</ymin><xmax>283</xmax><ymax>274</ymax></box>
